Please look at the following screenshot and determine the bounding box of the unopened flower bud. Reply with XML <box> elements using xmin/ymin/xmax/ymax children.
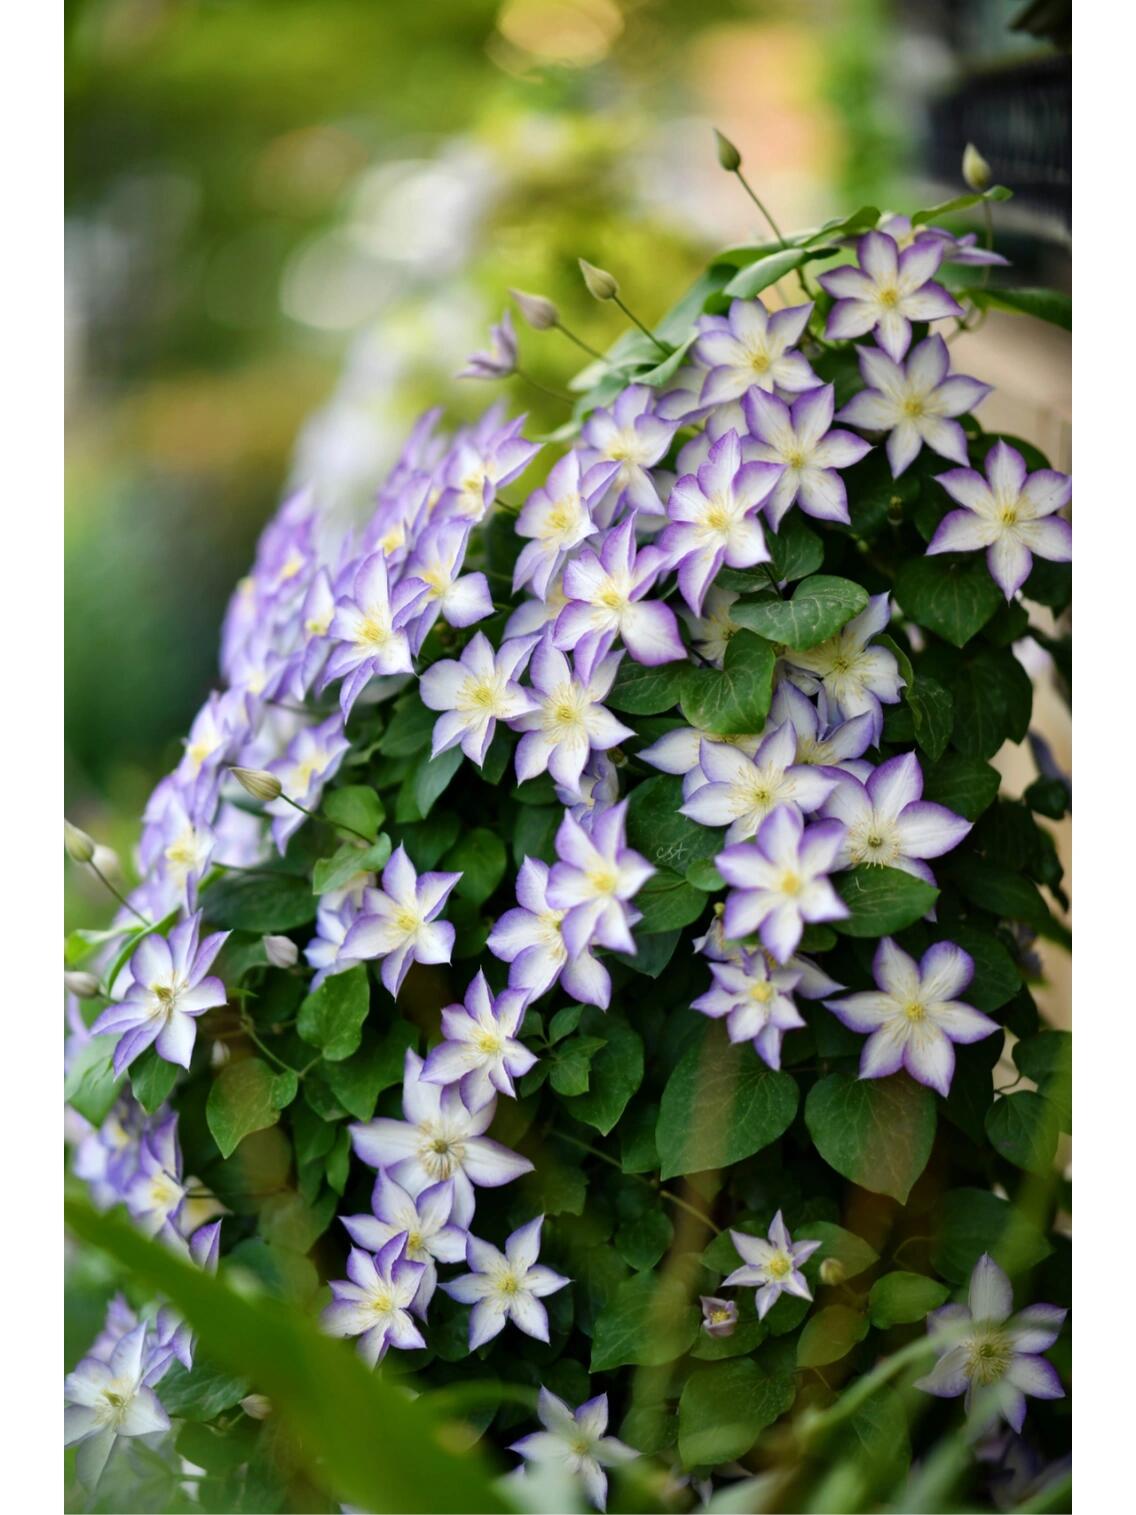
<box><xmin>263</xmin><ymin>934</ymin><xmax>298</xmax><ymax>969</ymax></box>
<box><xmin>92</xmin><ymin>843</ymin><xmax>123</xmax><ymax>882</ymax></box>
<box><xmin>714</xmin><ymin>128</ymin><xmax>742</xmax><ymax>173</ymax></box>
<box><xmin>511</xmin><ymin>288</ymin><xmax>559</xmax><ymax>331</ymax></box>
<box><xmin>578</xmin><ymin>258</ymin><xmax>619</xmax><ymax>302</ymax></box>
<box><xmin>64</xmin><ymin>819</ymin><xmax>96</xmax><ymax>864</ymax></box>
<box><xmin>230</xmin><ymin>766</ymin><xmax>282</xmax><ymax>803</ymax></box>
<box><xmin>962</xmin><ymin>143</ymin><xmax>992</xmax><ymax>192</ymax></box>
<box><xmin>240</xmin><ymin>1394</ymin><xmax>272</xmax><ymax>1420</ymax></box>
<box><xmin>819</xmin><ymin>1257</ymin><xmax>847</xmax><ymax>1286</ymax></box>
<box><xmin>211</xmin><ymin>1040</ymin><xmax>231</xmax><ymax>1067</ymax></box>
<box><xmin>699</xmin><ymin>1295</ymin><xmax>739</xmax><ymax>1338</ymax></box>
<box><xmin>64</xmin><ymin>971</ymin><xmax>101</xmax><ymax>999</ymax></box>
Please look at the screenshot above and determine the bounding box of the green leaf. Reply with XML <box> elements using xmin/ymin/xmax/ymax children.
<box><xmin>64</xmin><ymin>923</ymin><xmax>133</xmax><ymax>968</ymax></box>
<box><xmin>967</xmin><ymin>286</ymin><xmax>1071</xmax><ymax>330</ymax></box>
<box><xmin>323</xmin><ymin>786</ymin><xmax>384</xmax><ymax>840</ymax></box>
<box><xmin>207</xmin><ymin>1057</ymin><xmax>291</xmax><ymax>1159</ymax></box>
<box><xmin>399</xmin><ymin>812</ymin><xmax>461</xmax><ymax>870</ymax></box>
<box><xmin>985</xmin><ymin>1091</ymin><xmax>1060</xmax><ymax>1173</ymax></box>
<box><xmin>687</xmin><ymin>858</ymin><xmax>724</xmax><ymax>892</ymax></box>
<box><xmin>718</xmin><ymin>515</ymin><xmax>823</xmax><ymax>590</ymax></box>
<box><xmin>413</xmin><ymin>746</ymin><xmax>463</xmax><ymax>818</ymax></box>
<box><xmin>130</xmin><ymin>1047</ymin><xmax>179</xmax><ymax>1114</ymax></box>
<box><xmin>795</xmin><ymin>1221</ymin><xmax>879</xmax><ymax>1280</ymax></box>
<box><xmin>732</xmin><ymin>575</ymin><xmax>868</xmax><ymax>650</ymax></box>
<box><xmin>590</xmin><ymin>1272</ymin><xmax>700</xmax><ymax>1370</ymax></box>
<box><xmin>634</xmin><ymin>869</ymin><xmax>708</xmax><ymax>933</ymax></box>
<box><xmin>833</xmin><ymin>866</ymin><xmax>939</xmax><ymax>936</ymax></box>
<box><xmin>723</xmin><ymin>246</ymin><xmax>819</xmax><ymax>298</ymax></box>
<box><xmin>1012</xmin><ymin>1029</ymin><xmax>1071</xmax><ymax>1128</ymax></box>
<box><xmin>626</xmin><ymin>774</ymin><xmax>724</xmax><ymax>873</ymax></box>
<box><xmin>905</xmin><ymin>676</ymin><xmax>954</xmax><ymax>761</ymax></box>
<box><xmin>639</xmin><ymin>334</ymin><xmax>698</xmax><ymax>388</ymax></box>
<box><xmin>868</xmin><ymin>1272</ymin><xmax>950</xmax><ymax>1328</ymax></box>
<box><xmin>948</xmin><ymin>858</ymin><xmax>1068</xmax><ymax>943</ymax></box>
<box><xmin>443</xmin><ymin>828</ymin><xmax>507</xmax><ymax>906</ymax></box>
<box><xmin>796</xmin><ymin>1304</ymin><xmax>869</xmax><ymax>1367</ymax></box>
<box><xmin>931</xmin><ymin>1187</ymin><xmax>1052</xmax><ymax>1284</ymax></box>
<box><xmin>156</xmin><ymin>1355</ymin><xmax>251</xmax><ymax>1421</ymax></box>
<box><xmin>922</xmin><ymin>754</ymin><xmax>1001</xmax><ymax>820</ymax></box>
<box><xmin>619</xmin><ymin>1101</ymin><xmax>660</xmax><ymax>1174</ymax></box>
<box><xmin>202</xmin><ymin>871</ymin><xmax>317</xmax><ymax>933</ymax></box>
<box><xmin>64</xmin><ymin>1196</ymin><xmax>508</xmax><ymax>1513</ymax></box>
<box><xmin>894</xmin><ymin>553</ymin><xmax>1003</xmax><ymax>648</ymax></box>
<box><xmin>805</xmin><ymin>1073</ymin><xmax>937</xmax><ymax>1203</ymax></box>
<box><xmin>549</xmin><ymin>1034</ymin><xmax>608</xmax><ymax>1096</ymax></box>
<box><xmin>313</xmin><ymin>837</ymin><xmax>392</xmax><ymax>895</ymax></box>
<box><xmin>378</xmin><ymin>697</ymin><xmax>436</xmax><ymax>758</ymax></box>
<box><xmin>946</xmin><ymin>647</ymin><xmax>1032</xmax><ymax>759</ymax></box>
<box><xmin>677</xmin><ymin>1359</ymin><xmax>795</xmax><ymax>1468</ymax></box>
<box><xmin>657</xmin><ymin>1024</ymin><xmax>799</xmax><ymax>1179</ymax></box>
<box><xmin>937</xmin><ymin>925</ymin><xmax>1020</xmax><ymax>1011</ymax></box>
<box><xmin>910</xmin><ymin>185</ymin><xmax>1012</xmax><ymax>224</ymax></box>
<box><xmin>560</xmin><ymin>1010</ymin><xmax>643</xmax><ymax>1135</ymax></box>
<box><xmin>64</xmin><ymin>1034</ymin><xmax>122</xmax><ymax>1125</ymax></box>
<box><xmin>680</xmin><ymin>629</ymin><xmax>776</xmax><ymax>735</ymax></box>
<box><xmin>607</xmin><ymin>658</ymin><xmax>687</xmax><ymax>715</ymax></box>
<box><xmin>614</xmin><ymin>1208</ymin><xmax>674</xmax><ymax>1271</ymax></box>
<box><xmin>297</xmin><ymin>965</ymin><xmax>371</xmax><ymax>1063</ymax></box>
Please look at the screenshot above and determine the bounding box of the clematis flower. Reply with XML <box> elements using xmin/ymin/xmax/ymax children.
<box><xmin>819</xmin><ymin>230</ymin><xmax>964</xmax><ymax>360</ymax></box>
<box><xmin>64</xmin><ymin>1323</ymin><xmax>171</xmax><ymax>1489</ymax></box>
<box><xmin>511</xmin><ymin>1388</ymin><xmax>637</xmax><ymax>1513</ymax></box>
<box><xmin>433</xmin><ymin>407</ymin><xmax>542</xmax><ymax>527</ymax></box>
<box><xmin>782</xmin><ymin>592</ymin><xmax>904</xmax><ymax>743</ymax></box>
<box><xmin>700</xmin><ymin>1296</ymin><xmax>740</xmax><ymax>1339</ymax></box>
<box><xmin>341</xmin><ymin>1175</ymin><xmax>466</xmax><ymax>1315</ymax></box>
<box><xmin>321</xmin><ymin>554</ymin><xmax>428</xmax><ymax>718</ymax></box>
<box><xmin>554</xmin><ymin>515</ymin><xmax>685</xmax><ymax>671</ymax></box>
<box><xmin>680</xmin><ymin>722</ymin><xmax>839</xmax><ymax>842</ymax></box>
<box><xmin>722</xmin><ymin>1211</ymin><xmax>821</xmax><ymax>1319</ymax></box>
<box><xmin>660</xmin><ymin>429</ymin><xmax>782</xmax><ymax>615</ymax></box>
<box><xmin>420</xmin><ymin>970</ymin><xmax>537</xmax><ymax>1104</ymax></box>
<box><xmin>175</xmin><ymin>689</ymin><xmax>250</xmax><ymax>810</ymax></box>
<box><xmin>717</xmin><ymin>804</ymin><xmax>848</xmax><ymax>964</ymax></box>
<box><xmin>639</xmin><ymin>724</ymin><xmax>763</xmax><ymax>801</ymax></box>
<box><xmin>742</xmin><ymin>384</ymin><xmax>871</xmax><ymax>529</ymax></box>
<box><xmin>123</xmin><ymin>1112</ymin><xmax>187</xmax><ymax>1241</ymax></box>
<box><xmin>692</xmin><ymin>298</ymin><xmax>819</xmax><ymax>407</ymax></box>
<box><xmin>547</xmin><ymin>800</ymin><xmax>654</xmax><ymax>958</ymax></box>
<box><xmin>513</xmin><ymin>452</ymin><xmax>619</xmax><ymax>600</ymax></box>
<box><xmin>825</xmin><ymin>937</ymin><xmax>998</xmax><ymax>1095</ymax></box>
<box><xmin>486</xmin><ymin>856</ymin><xmax>612</xmax><ymax>1009</ymax></box>
<box><xmin>682</xmin><ymin>584</ymin><xmax>745</xmax><ymax>667</ymax></box>
<box><xmin>556</xmin><ymin>752</ymin><xmax>621</xmax><ymax>829</ymax></box>
<box><xmin>915</xmin><ymin>1253</ymin><xmax>1066</xmax><ymax>1431</ymax></box>
<box><xmin>264</xmin><ymin>713</ymin><xmax>351</xmax><ymax>851</ymax></box>
<box><xmin>148</xmin><ymin>1220</ymin><xmax>222</xmax><ymax>1382</ymax></box>
<box><xmin>402</xmin><ymin>520</ymin><xmax>494</xmax><ymax>653</ymax></box>
<box><xmin>349</xmin><ymin>1049</ymin><xmax>533</xmax><ymax>1228</ymax></box>
<box><xmin>304</xmin><ymin>894</ymin><xmax>366</xmax><ymax>989</ymax></box>
<box><xmin>418</xmin><ymin>631</ymin><xmax>537</xmax><ymax>767</ymax></box>
<box><xmin>288</xmin><ymin>567</ymin><xmax>337</xmax><ymax>699</ymax></box>
<box><xmin>458</xmin><ymin>309</ymin><xmax>518</xmax><ymax>380</ymax></box>
<box><xmin>876</xmin><ymin>212</ymin><xmax>1009</xmax><ymax>269</ymax></box>
<box><xmin>140</xmin><ymin>790</ymin><xmax>215</xmax><ymax>912</ymax></box>
<box><xmin>692</xmin><ymin>952</ymin><xmax>806</xmax><ymax>1069</ymax></box>
<box><xmin>768</xmin><ymin>683</ymin><xmax>875</xmax><ymax>777</ymax></box>
<box><xmin>822</xmin><ymin>753</ymin><xmax>970</xmax><ymax>884</ymax></box>
<box><xmin>322</xmin><ymin>1237</ymin><xmax>426</xmax><ymax>1367</ymax></box>
<box><xmin>837</xmin><ymin>336</ymin><xmax>991</xmax><ymax>477</ymax></box>
<box><xmin>442</xmin><ymin>1216</ymin><xmax>569</xmax><ymax>1349</ymax></box>
<box><xmin>928</xmin><ymin>440</ymin><xmax>1072</xmax><ymax>599</ymax></box>
<box><xmin>510</xmin><ymin>639</ymin><xmax>634</xmax><ymax>791</ymax></box>
<box><xmin>92</xmin><ymin>912</ymin><xmax>228</xmax><ymax>1076</ymax></box>
<box><xmin>578</xmin><ymin>385</ymin><xmax>679</xmax><ymax>518</ymax></box>
<box><xmin>341</xmin><ymin>844</ymin><xmax>460</xmax><ymax>997</ymax></box>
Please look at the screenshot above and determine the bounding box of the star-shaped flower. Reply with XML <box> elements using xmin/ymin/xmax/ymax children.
<box><xmin>510</xmin><ymin>638</ymin><xmax>634</xmax><ymax>791</ymax></box>
<box><xmin>341</xmin><ymin>844</ymin><xmax>460</xmax><ymax>997</ymax></box>
<box><xmin>420</xmin><ymin>970</ymin><xmax>537</xmax><ymax>1104</ymax></box>
<box><xmin>692</xmin><ymin>951</ymin><xmax>806</xmax><ymax>1069</ymax></box>
<box><xmin>928</xmin><ymin>440</ymin><xmax>1072</xmax><ymax>599</ymax></box>
<box><xmin>822</xmin><ymin>753</ymin><xmax>971</xmax><ymax>884</ymax></box>
<box><xmin>322</xmin><ymin>1236</ymin><xmax>426</xmax><ymax>1367</ymax></box>
<box><xmin>442</xmin><ymin>1216</ymin><xmax>569</xmax><ymax>1349</ymax></box>
<box><xmin>419</xmin><ymin>631</ymin><xmax>537</xmax><ymax>767</ymax></box>
<box><xmin>64</xmin><ymin>1323</ymin><xmax>171</xmax><ymax>1489</ymax></box>
<box><xmin>819</xmin><ymin>230</ymin><xmax>964</xmax><ymax>360</ymax></box>
<box><xmin>321</xmin><ymin>554</ymin><xmax>428</xmax><ymax>718</ymax></box>
<box><xmin>510</xmin><ymin>1388</ymin><xmax>637</xmax><ymax>1512</ymax></box>
<box><xmin>578</xmin><ymin>384</ymin><xmax>679</xmax><ymax>519</ymax></box>
<box><xmin>742</xmin><ymin>383</ymin><xmax>871</xmax><ymax>529</ymax></box>
<box><xmin>692</xmin><ymin>297</ymin><xmax>819</xmax><ymax>406</ymax></box>
<box><xmin>264</xmin><ymin>712</ymin><xmax>351</xmax><ymax>850</ymax></box>
<box><xmin>716</xmin><ymin>804</ymin><xmax>848</xmax><ymax>963</ymax></box>
<box><xmin>554</xmin><ymin>515</ymin><xmax>685</xmax><ymax>672</ymax></box>
<box><xmin>825</xmin><ymin>937</ymin><xmax>998</xmax><ymax>1095</ymax></box>
<box><xmin>402</xmin><ymin>520</ymin><xmax>494</xmax><ymax>653</ymax></box>
<box><xmin>722</xmin><ymin>1211</ymin><xmax>821</xmax><ymax>1320</ymax></box>
<box><xmin>513</xmin><ymin>452</ymin><xmax>619</xmax><ymax>600</ymax></box>
<box><xmin>782</xmin><ymin>592</ymin><xmax>905</xmax><ymax>743</ymax></box>
<box><xmin>680</xmin><ymin>721</ymin><xmax>839</xmax><ymax>842</ymax></box>
<box><xmin>486</xmin><ymin>856</ymin><xmax>612</xmax><ymax>1009</ymax></box>
<box><xmin>341</xmin><ymin>1174</ymin><xmax>466</xmax><ymax>1314</ymax></box>
<box><xmin>547</xmin><ymin>800</ymin><xmax>655</xmax><ymax>958</ymax></box>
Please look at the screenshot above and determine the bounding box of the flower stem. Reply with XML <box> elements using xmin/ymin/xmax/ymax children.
<box><xmin>734</xmin><ymin>169</ymin><xmax>786</xmax><ymax>248</ymax></box>
<box><xmin>87</xmin><ymin>861</ymin><xmax>150</xmax><ymax>927</ymax></box>
<box><xmin>611</xmin><ymin>295</ymin><xmax>672</xmax><ymax>358</ymax></box>
<box><xmin>282</xmin><ymin>795</ymin><xmax>373</xmax><ymax>846</ymax></box>
<box><xmin>551</xmin><ymin>1129</ymin><xmax>721</xmax><ymax>1232</ymax></box>
<box><xmin>555</xmin><ymin>322</ymin><xmax>607</xmax><ymax>362</ymax></box>
<box><xmin>762</xmin><ymin>563</ymin><xmax>787</xmax><ymax>599</ymax></box>
<box><xmin>515</xmin><ymin>367</ymin><xmax>572</xmax><ymax>404</ymax></box>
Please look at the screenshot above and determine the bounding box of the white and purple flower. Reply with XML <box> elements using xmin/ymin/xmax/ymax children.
<box><xmin>692</xmin><ymin>951</ymin><xmax>806</xmax><ymax>1069</ymax></box>
<box><xmin>742</xmin><ymin>383</ymin><xmax>871</xmax><ymax>529</ymax></box>
<box><xmin>578</xmin><ymin>385</ymin><xmax>678</xmax><ymax>518</ymax></box>
<box><xmin>822</xmin><ymin>752</ymin><xmax>971</xmax><ymax>884</ymax></box>
<box><xmin>341</xmin><ymin>844</ymin><xmax>460</xmax><ymax>997</ymax></box>
<box><xmin>419</xmin><ymin>631</ymin><xmax>537</xmax><ymax>767</ymax></box>
<box><xmin>487</xmin><ymin>856</ymin><xmax>613</xmax><ymax>1009</ymax></box>
<box><xmin>692</xmin><ymin>298</ymin><xmax>818</xmax><ymax>407</ymax></box>
<box><xmin>442</xmin><ymin>1216</ymin><xmax>569</xmax><ymax>1350</ymax></box>
<box><xmin>341</xmin><ymin>1174</ymin><xmax>466</xmax><ymax>1315</ymax></box>
<box><xmin>321</xmin><ymin>554</ymin><xmax>428</xmax><ymax>718</ymax></box>
<box><xmin>722</xmin><ymin>1211</ymin><xmax>821</xmax><ymax>1320</ymax></box>
<box><xmin>717</xmin><ymin>804</ymin><xmax>849</xmax><ymax>963</ymax></box>
<box><xmin>513</xmin><ymin>452</ymin><xmax>618</xmax><ymax>600</ymax></box>
<box><xmin>510</xmin><ymin>639</ymin><xmax>634</xmax><ymax>791</ymax></box>
<box><xmin>554</xmin><ymin>515</ymin><xmax>685</xmax><ymax>672</ymax></box>
<box><xmin>782</xmin><ymin>592</ymin><xmax>904</xmax><ymax>743</ymax></box>
<box><xmin>420</xmin><ymin>970</ymin><xmax>536</xmax><ymax>1104</ymax></box>
<box><xmin>680</xmin><ymin>721</ymin><xmax>840</xmax><ymax>842</ymax></box>
<box><xmin>547</xmin><ymin>800</ymin><xmax>654</xmax><ymax>959</ymax></box>
<box><xmin>510</xmin><ymin>1388</ymin><xmax>637</xmax><ymax>1512</ymax></box>
<box><xmin>322</xmin><ymin>1236</ymin><xmax>426</xmax><ymax>1366</ymax></box>
<box><xmin>819</xmin><ymin>231</ymin><xmax>964</xmax><ymax>360</ymax></box>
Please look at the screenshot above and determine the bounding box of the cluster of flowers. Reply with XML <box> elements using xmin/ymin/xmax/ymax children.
<box><xmin>65</xmin><ymin>212</ymin><xmax>1071</xmax><ymax>1504</ymax></box>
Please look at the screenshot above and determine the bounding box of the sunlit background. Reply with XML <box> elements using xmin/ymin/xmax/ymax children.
<box><xmin>64</xmin><ymin>0</ymin><xmax>1070</xmax><ymax>937</ymax></box>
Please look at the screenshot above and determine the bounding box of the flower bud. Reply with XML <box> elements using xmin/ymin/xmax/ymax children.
<box><xmin>240</xmin><ymin>1394</ymin><xmax>272</xmax><ymax>1420</ymax></box>
<box><xmin>64</xmin><ymin>971</ymin><xmax>101</xmax><ymax>999</ymax></box>
<box><xmin>230</xmin><ymin>766</ymin><xmax>282</xmax><ymax>803</ymax></box>
<box><xmin>819</xmin><ymin>1257</ymin><xmax>846</xmax><ymax>1287</ymax></box>
<box><xmin>92</xmin><ymin>843</ymin><xmax>123</xmax><ymax>883</ymax></box>
<box><xmin>713</xmin><ymin>128</ymin><xmax>742</xmax><ymax>173</ymax></box>
<box><xmin>962</xmin><ymin>142</ymin><xmax>992</xmax><ymax>192</ymax></box>
<box><xmin>511</xmin><ymin>288</ymin><xmax>559</xmax><ymax>331</ymax></box>
<box><xmin>64</xmin><ymin>819</ymin><xmax>96</xmax><ymax>864</ymax></box>
<box><xmin>263</xmin><ymin>934</ymin><xmax>299</xmax><ymax>969</ymax></box>
<box><xmin>699</xmin><ymin>1295</ymin><xmax>739</xmax><ymax>1338</ymax></box>
<box><xmin>211</xmin><ymin>1040</ymin><xmax>232</xmax><ymax>1067</ymax></box>
<box><xmin>578</xmin><ymin>258</ymin><xmax>619</xmax><ymax>302</ymax></box>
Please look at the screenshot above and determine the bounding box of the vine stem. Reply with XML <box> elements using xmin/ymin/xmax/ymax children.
<box><xmin>551</xmin><ymin>1130</ymin><xmax>721</xmax><ymax>1233</ymax></box>
<box><xmin>515</xmin><ymin>367</ymin><xmax>572</xmax><ymax>404</ymax></box>
<box><xmin>282</xmin><ymin>795</ymin><xmax>373</xmax><ymax>846</ymax></box>
<box><xmin>555</xmin><ymin>323</ymin><xmax>606</xmax><ymax>362</ymax></box>
<box><xmin>734</xmin><ymin>169</ymin><xmax>786</xmax><ymax>247</ymax></box>
<box><xmin>612</xmin><ymin>295</ymin><xmax>671</xmax><ymax>358</ymax></box>
<box><xmin>87</xmin><ymin>860</ymin><xmax>151</xmax><ymax>927</ymax></box>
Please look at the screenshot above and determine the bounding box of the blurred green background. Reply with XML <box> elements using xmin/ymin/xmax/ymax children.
<box><xmin>64</xmin><ymin>0</ymin><xmax>1067</xmax><ymax>926</ymax></box>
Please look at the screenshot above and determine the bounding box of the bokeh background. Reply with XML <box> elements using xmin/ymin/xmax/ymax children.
<box><xmin>64</xmin><ymin>0</ymin><xmax>1071</xmax><ymax>940</ymax></box>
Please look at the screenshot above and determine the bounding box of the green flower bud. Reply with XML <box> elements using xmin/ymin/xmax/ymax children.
<box><xmin>64</xmin><ymin>819</ymin><xmax>96</xmax><ymax>864</ymax></box>
<box><xmin>962</xmin><ymin>143</ymin><xmax>992</xmax><ymax>192</ymax></box>
<box><xmin>230</xmin><ymin>766</ymin><xmax>283</xmax><ymax>803</ymax></box>
<box><xmin>578</xmin><ymin>258</ymin><xmax>619</xmax><ymax>302</ymax></box>
<box><xmin>240</xmin><ymin>1394</ymin><xmax>272</xmax><ymax>1420</ymax></box>
<box><xmin>714</xmin><ymin>128</ymin><xmax>742</xmax><ymax>173</ymax></box>
<box><xmin>819</xmin><ymin>1257</ymin><xmax>847</xmax><ymax>1286</ymax></box>
<box><xmin>511</xmin><ymin>288</ymin><xmax>559</xmax><ymax>331</ymax></box>
<box><xmin>64</xmin><ymin>971</ymin><xmax>101</xmax><ymax>999</ymax></box>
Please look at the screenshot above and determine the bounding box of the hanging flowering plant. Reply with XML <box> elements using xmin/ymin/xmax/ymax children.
<box><xmin>64</xmin><ymin>137</ymin><xmax>1071</xmax><ymax>1514</ymax></box>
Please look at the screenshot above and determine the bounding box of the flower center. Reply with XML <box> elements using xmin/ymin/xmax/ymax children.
<box><xmin>903</xmin><ymin>1000</ymin><xmax>926</xmax><ymax>1022</ymax></box>
<box><xmin>779</xmin><ymin>871</ymin><xmax>801</xmax><ymax>897</ymax></box>
<box><xmin>966</xmin><ymin>1327</ymin><xmax>1012</xmax><ymax>1386</ymax></box>
<box><xmin>185</xmin><ymin>738</ymin><xmax>216</xmax><ymax>773</ymax></box>
<box><xmin>784</xmin><ymin>448</ymin><xmax>806</xmax><ymax>470</ymax></box>
<box><xmin>393</xmin><ymin>906</ymin><xmax>420</xmax><ymax>934</ymax></box>
<box><xmin>543</xmin><ymin>498</ymin><xmax>577</xmax><ymax>536</ymax></box>
<box><xmin>476</xmin><ymin>1028</ymin><xmax>504</xmax><ymax>1056</ymax></box>
<box><xmin>571</xmin><ymin>1435</ymin><xmax>591</xmax><ymax>1457</ymax></box>
<box><xmin>710</xmin><ymin>1306</ymin><xmax>733</xmax><ymax>1323</ymax></box>
<box><xmin>371</xmin><ymin>1290</ymin><xmax>394</xmax><ymax>1316</ymax></box>
<box><xmin>766</xmin><ymin>1252</ymin><xmax>793</xmax><ymax>1279</ymax></box>
<box><xmin>749</xmin><ymin>981</ymin><xmax>774</xmax><ymax>1004</ymax></box>
<box><xmin>420</xmin><ymin>1128</ymin><xmax>465</xmax><ymax>1179</ymax></box>
<box><xmin>356</xmin><ymin>614</ymin><xmax>390</xmax><ymax>649</ymax></box>
<box><xmin>463</xmin><ymin>678</ymin><xmax>502</xmax><ymax>713</ymax></box>
<box><xmin>305</xmin><ymin>610</ymin><xmax>332</xmax><ymax>637</ymax></box>
<box><xmin>406</xmin><ymin>1230</ymin><xmax>425</xmax><ymax>1257</ymax></box>
<box><xmin>750</xmin><ymin>349</ymin><xmax>771</xmax><ymax>373</ymax></box>
<box><xmin>878</xmin><ymin>286</ymin><xmax>899</xmax><ymax>308</ymax></box>
<box><xmin>704</xmin><ymin>498</ymin><xmax>732</xmax><ymax>532</ymax></box>
<box><xmin>587</xmin><ymin>865</ymin><xmax>618</xmax><ymax>895</ymax></box>
<box><xmin>999</xmin><ymin>506</ymin><xmax>1018</xmax><ymax>526</ymax></box>
<box><xmin>902</xmin><ymin>397</ymin><xmax>925</xmax><ymax>417</ymax></box>
<box><xmin>165</xmin><ymin>833</ymin><xmax>200</xmax><ymax>869</ymax></box>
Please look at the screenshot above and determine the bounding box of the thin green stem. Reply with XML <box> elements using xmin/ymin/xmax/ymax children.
<box><xmin>734</xmin><ymin>169</ymin><xmax>786</xmax><ymax>247</ymax></box>
<box><xmin>762</xmin><ymin>562</ymin><xmax>787</xmax><ymax>599</ymax></box>
<box><xmin>283</xmin><ymin>795</ymin><xmax>372</xmax><ymax>846</ymax></box>
<box><xmin>241</xmin><ymin>1021</ymin><xmax>296</xmax><ymax>1076</ymax></box>
<box><xmin>515</xmin><ymin>367</ymin><xmax>572</xmax><ymax>403</ymax></box>
<box><xmin>88</xmin><ymin>861</ymin><xmax>150</xmax><ymax>927</ymax></box>
<box><xmin>555</xmin><ymin>322</ymin><xmax>607</xmax><ymax>362</ymax></box>
<box><xmin>611</xmin><ymin>295</ymin><xmax>671</xmax><ymax>358</ymax></box>
<box><xmin>551</xmin><ymin>1130</ymin><xmax>721</xmax><ymax>1232</ymax></box>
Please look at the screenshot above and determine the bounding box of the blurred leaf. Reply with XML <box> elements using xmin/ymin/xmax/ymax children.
<box><xmin>207</xmin><ymin>1057</ymin><xmax>295</xmax><ymax>1158</ymax></box>
<box><xmin>931</xmin><ymin>1188</ymin><xmax>1052</xmax><ymax>1283</ymax></box>
<box><xmin>590</xmin><ymin>1273</ymin><xmax>700</xmax><ymax>1371</ymax></box>
<box><xmin>323</xmin><ymin>786</ymin><xmax>385</xmax><ymax>841</ymax></box>
<box><xmin>202</xmin><ymin>872</ymin><xmax>317</xmax><ymax>933</ymax></box>
<box><xmin>678</xmin><ymin>1358</ymin><xmax>795</xmax><ymax>1467</ymax></box>
<box><xmin>297</xmin><ymin>964</ymin><xmax>371</xmax><ymax>1063</ymax></box>
<box><xmin>797</xmin><ymin>1304</ymin><xmax>869</xmax><ymax>1366</ymax></box>
<box><xmin>444</xmin><ymin>827</ymin><xmax>508</xmax><ymax>906</ymax></box>
<box><xmin>680</xmin><ymin>630</ymin><xmax>776</xmax><ymax>735</ymax></box>
<box><xmin>805</xmin><ymin>1073</ymin><xmax>936</xmax><ymax>1203</ymax></box>
<box><xmin>129</xmin><ymin>1047</ymin><xmax>179</xmax><ymax>1114</ymax></box>
<box><xmin>313</xmin><ymin>837</ymin><xmax>392</xmax><ymax>895</ymax></box>
<box><xmin>985</xmin><ymin>1091</ymin><xmax>1060</xmax><ymax>1173</ymax></box>
<box><xmin>910</xmin><ymin>186</ymin><xmax>1012</xmax><ymax>224</ymax></box>
<box><xmin>64</xmin><ymin>1035</ymin><xmax>122</xmax><ymax>1126</ymax></box>
<box><xmin>868</xmin><ymin>1272</ymin><xmax>950</xmax><ymax>1328</ymax></box>
<box><xmin>967</xmin><ymin>287</ymin><xmax>1071</xmax><ymax>330</ymax></box>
